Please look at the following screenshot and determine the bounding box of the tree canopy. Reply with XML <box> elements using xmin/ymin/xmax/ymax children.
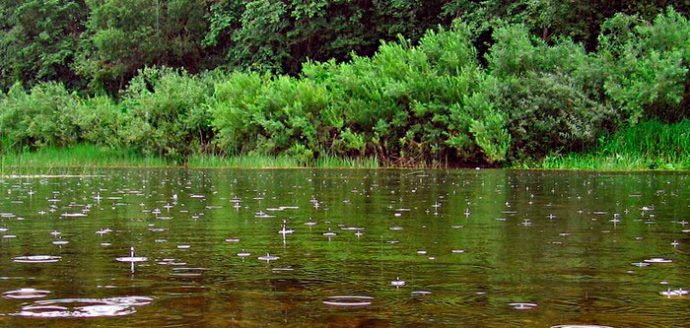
<box><xmin>2</xmin><ymin>0</ymin><xmax>688</xmax><ymax>94</ymax></box>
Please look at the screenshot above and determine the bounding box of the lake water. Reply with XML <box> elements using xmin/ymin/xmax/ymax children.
<box><xmin>0</xmin><ymin>169</ymin><xmax>688</xmax><ymax>327</ymax></box>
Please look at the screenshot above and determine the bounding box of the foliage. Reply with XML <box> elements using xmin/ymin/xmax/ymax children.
<box><xmin>210</xmin><ymin>72</ymin><xmax>328</xmax><ymax>161</ymax></box>
<box><xmin>599</xmin><ymin>8</ymin><xmax>690</xmax><ymax>123</ymax></box>
<box><xmin>2</xmin><ymin>7</ymin><xmax>690</xmax><ymax>169</ymax></box>
<box><xmin>0</xmin><ymin>0</ymin><xmax>87</xmax><ymax>91</ymax></box>
<box><xmin>538</xmin><ymin>120</ymin><xmax>690</xmax><ymax>171</ymax></box>
<box><xmin>119</xmin><ymin>67</ymin><xmax>214</xmax><ymax>161</ymax></box>
<box><xmin>75</xmin><ymin>0</ymin><xmax>210</xmax><ymax>93</ymax></box>
<box><xmin>485</xmin><ymin>24</ymin><xmax>618</xmax><ymax>160</ymax></box>
<box><xmin>74</xmin><ymin>95</ymin><xmax>126</xmax><ymax>148</ymax></box>
<box><xmin>0</xmin><ymin>82</ymin><xmax>80</xmax><ymax>150</ymax></box>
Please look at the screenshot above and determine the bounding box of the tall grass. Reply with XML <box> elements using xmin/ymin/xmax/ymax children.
<box><xmin>0</xmin><ymin>145</ymin><xmax>380</xmax><ymax>169</ymax></box>
<box><xmin>1</xmin><ymin>144</ymin><xmax>170</xmax><ymax>168</ymax></box>
<box><xmin>314</xmin><ymin>155</ymin><xmax>379</xmax><ymax>169</ymax></box>
<box><xmin>188</xmin><ymin>153</ymin><xmax>379</xmax><ymax>169</ymax></box>
<box><xmin>534</xmin><ymin>120</ymin><xmax>690</xmax><ymax>171</ymax></box>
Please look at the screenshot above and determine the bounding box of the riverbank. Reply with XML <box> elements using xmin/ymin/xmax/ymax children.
<box><xmin>2</xmin><ymin>132</ymin><xmax>689</xmax><ymax>172</ymax></box>
<box><xmin>0</xmin><ymin>144</ymin><xmax>379</xmax><ymax>170</ymax></box>
<box><xmin>3</xmin><ymin>10</ymin><xmax>690</xmax><ymax>169</ymax></box>
<box><xmin>520</xmin><ymin>120</ymin><xmax>690</xmax><ymax>171</ymax></box>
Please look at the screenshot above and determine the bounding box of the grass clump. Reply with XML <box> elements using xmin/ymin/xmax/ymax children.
<box><xmin>1</xmin><ymin>144</ymin><xmax>169</xmax><ymax>169</ymax></box>
<box><xmin>533</xmin><ymin>120</ymin><xmax>690</xmax><ymax>171</ymax></box>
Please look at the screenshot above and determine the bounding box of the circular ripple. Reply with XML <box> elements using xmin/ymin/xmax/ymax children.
<box><xmin>659</xmin><ymin>289</ymin><xmax>688</xmax><ymax>297</ymax></box>
<box><xmin>13</xmin><ymin>255</ymin><xmax>62</xmax><ymax>263</ymax></box>
<box><xmin>3</xmin><ymin>288</ymin><xmax>51</xmax><ymax>299</ymax></box>
<box><xmin>323</xmin><ymin>295</ymin><xmax>373</xmax><ymax>307</ymax></box>
<box><xmin>509</xmin><ymin>302</ymin><xmax>537</xmax><ymax>310</ymax></box>
<box><xmin>13</xmin><ymin>296</ymin><xmax>153</xmax><ymax>318</ymax></box>
<box><xmin>644</xmin><ymin>258</ymin><xmax>672</xmax><ymax>264</ymax></box>
<box><xmin>411</xmin><ymin>290</ymin><xmax>432</xmax><ymax>297</ymax></box>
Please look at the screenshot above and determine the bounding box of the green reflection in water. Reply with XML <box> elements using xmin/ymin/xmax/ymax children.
<box><xmin>0</xmin><ymin>169</ymin><xmax>688</xmax><ymax>327</ymax></box>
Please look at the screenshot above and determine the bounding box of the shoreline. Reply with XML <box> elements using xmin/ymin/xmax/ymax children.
<box><xmin>2</xmin><ymin>145</ymin><xmax>688</xmax><ymax>172</ymax></box>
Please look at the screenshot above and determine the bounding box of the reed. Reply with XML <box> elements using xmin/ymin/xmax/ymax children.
<box><xmin>0</xmin><ymin>146</ymin><xmax>380</xmax><ymax>169</ymax></box>
<box><xmin>188</xmin><ymin>153</ymin><xmax>379</xmax><ymax>169</ymax></box>
<box><xmin>1</xmin><ymin>144</ymin><xmax>169</xmax><ymax>168</ymax></box>
<box><xmin>532</xmin><ymin>120</ymin><xmax>690</xmax><ymax>171</ymax></box>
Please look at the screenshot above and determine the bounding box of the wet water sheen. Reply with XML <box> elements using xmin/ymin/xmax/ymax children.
<box><xmin>0</xmin><ymin>169</ymin><xmax>688</xmax><ymax>327</ymax></box>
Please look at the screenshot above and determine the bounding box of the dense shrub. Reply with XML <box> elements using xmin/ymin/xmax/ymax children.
<box><xmin>120</xmin><ymin>68</ymin><xmax>214</xmax><ymax>161</ymax></box>
<box><xmin>599</xmin><ymin>8</ymin><xmax>690</xmax><ymax>123</ymax></box>
<box><xmin>297</xmin><ymin>24</ymin><xmax>510</xmax><ymax>165</ymax></box>
<box><xmin>2</xmin><ymin>9</ymin><xmax>690</xmax><ymax>167</ymax></box>
<box><xmin>0</xmin><ymin>82</ymin><xmax>80</xmax><ymax>150</ymax></box>
<box><xmin>210</xmin><ymin>72</ymin><xmax>329</xmax><ymax>163</ymax></box>
<box><xmin>485</xmin><ymin>24</ymin><xmax>618</xmax><ymax>160</ymax></box>
<box><xmin>74</xmin><ymin>96</ymin><xmax>127</xmax><ymax>148</ymax></box>
<box><xmin>492</xmin><ymin>72</ymin><xmax>617</xmax><ymax>160</ymax></box>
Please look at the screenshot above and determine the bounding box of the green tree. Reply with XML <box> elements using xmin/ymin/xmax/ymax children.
<box><xmin>207</xmin><ymin>0</ymin><xmax>450</xmax><ymax>75</ymax></box>
<box><xmin>0</xmin><ymin>0</ymin><xmax>87</xmax><ymax>91</ymax></box>
<box><xmin>75</xmin><ymin>0</ymin><xmax>209</xmax><ymax>93</ymax></box>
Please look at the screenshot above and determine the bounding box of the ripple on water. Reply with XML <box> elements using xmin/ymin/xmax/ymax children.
<box><xmin>643</xmin><ymin>258</ymin><xmax>672</xmax><ymax>264</ymax></box>
<box><xmin>170</xmin><ymin>267</ymin><xmax>208</xmax><ymax>277</ymax></box>
<box><xmin>3</xmin><ymin>288</ymin><xmax>51</xmax><ymax>299</ymax></box>
<box><xmin>659</xmin><ymin>288</ymin><xmax>688</xmax><ymax>297</ymax></box>
<box><xmin>411</xmin><ymin>290</ymin><xmax>432</xmax><ymax>297</ymax></box>
<box><xmin>12</xmin><ymin>255</ymin><xmax>61</xmax><ymax>263</ymax></box>
<box><xmin>323</xmin><ymin>295</ymin><xmax>373</xmax><ymax>307</ymax></box>
<box><xmin>13</xmin><ymin>296</ymin><xmax>153</xmax><ymax>318</ymax></box>
<box><xmin>509</xmin><ymin>302</ymin><xmax>538</xmax><ymax>310</ymax></box>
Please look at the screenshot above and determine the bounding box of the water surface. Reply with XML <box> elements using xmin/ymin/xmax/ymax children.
<box><xmin>0</xmin><ymin>169</ymin><xmax>688</xmax><ymax>327</ymax></box>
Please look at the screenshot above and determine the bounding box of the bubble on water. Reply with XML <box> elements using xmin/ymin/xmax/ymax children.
<box><xmin>96</xmin><ymin>228</ymin><xmax>112</xmax><ymax>235</ymax></box>
<box><xmin>391</xmin><ymin>277</ymin><xmax>405</xmax><ymax>288</ymax></box>
<box><xmin>659</xmin><ymin>288</ymin><xmax>688</xmax><ymax>298</ymax></box>
<box><xmin>115</xmin><ymin>247</ymin><xmax>147</xmax><ymax>262</ymax></box>
<box><xmin>61</xmin><ymin>213</ymin><xmax>87</xmax><ymax>218</ymax></box>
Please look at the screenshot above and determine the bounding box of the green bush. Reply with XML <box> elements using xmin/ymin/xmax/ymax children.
<box><xmin>120</xmin><ymin>67</ymin><xmax>214</xmax><ymax>161</ymax></box>
<box><xmin>493</xmin><ymin>72</ymin><xmax>617</xmax><ymax>160</ymax></box>
<box><xmin>74</xmin><ymin>95</ymin><xmax>126</xmax><ymax>148</ymax></box>
<box><xmin>300</xmin><ymin>24</ymin><xmax>511</xmax><ymax>165</ymax></box>
<box><xmin>599</xmin><ymin>8</ymin><xmax>690</xmax><ymax>123</ymax></box>
<box><xmin>485</xmin><ymin>24</ymin><xmax>618</xmax><ymax>160</ymax></box>
<box><xmin>4</xmin><ymin>9</ymin><xmax>690</xmax><ymax>168</ymax></box>
<box><xmin>0</xmin><ymin>82</ymin><xmax>80</xmax><ymax>150</ymax></box>
<box><xmin>210</xmin><ymin>72</ymin><xmax>328</xmax><ymax>160</ymax></box>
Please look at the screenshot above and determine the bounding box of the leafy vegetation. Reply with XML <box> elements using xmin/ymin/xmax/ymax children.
<box><xmin>536</xmin><ymin>120</ymin><xmax>690</xmax><ymax>171</ymax></box>
<box><xmin>2</xmin><ymin>3</ymin><xmax>690</xmax><ymax>169</ymax></box>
